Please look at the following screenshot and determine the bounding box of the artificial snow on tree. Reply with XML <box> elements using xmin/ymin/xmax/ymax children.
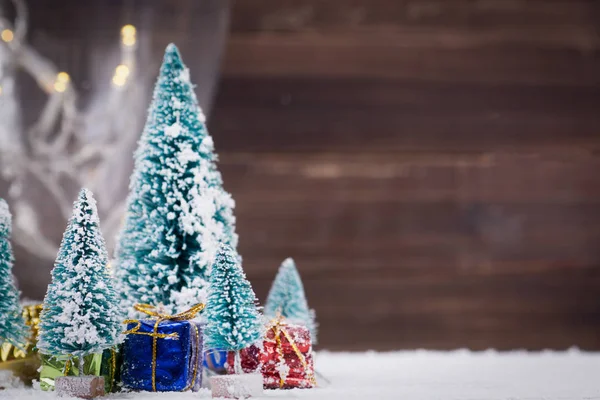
<box><xmin>205</xmin><ymin>243</ymin><xmax>262</xmax><ymax>367</ymax></box>
<box><xmin>115</xmin><ymin>43</ymin><xmax>238</xmax><ymax>317</ymax></box>
<box><xmin>37</xmin><ymin>188</ymin><xmax>122</xmax><ymax>378</ymax></box>
<box><xmin>205</xmin><ymin>244</ymin><xmax>263</xmax><ymax>398</ymax></box>
<box><xmin>0</xmin><ymin>199</ymin><xmax>28</xmax><ymax>348</ymax></box>
<box><xmin>264</xmin><ymin>258</ymin><xmax>318</xmax><ymax>344</ymax></box>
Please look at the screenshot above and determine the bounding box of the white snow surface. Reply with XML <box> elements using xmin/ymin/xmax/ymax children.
<box><xmin>2</xmin><ymin>350</ymin><xmax>600</xmax><ymax>399</ymax></box>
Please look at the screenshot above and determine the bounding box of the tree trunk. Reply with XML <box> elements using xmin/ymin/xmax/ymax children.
<box><xmin>79</xmin><ymin>355</ymin><xmax>85</xmax><ymax>376</ymax></box>
<box><xmin>234</xmin><ymin>350</ymin><xmax>242</xmax><ymax>375</ymax></box>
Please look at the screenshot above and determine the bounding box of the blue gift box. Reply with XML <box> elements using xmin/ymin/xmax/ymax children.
<box><xmin>121</xmin><ymin>319</ymin><xmax>203</xmax><ymax>392</ymax></box>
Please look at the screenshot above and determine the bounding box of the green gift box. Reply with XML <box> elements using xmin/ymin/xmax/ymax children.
<box><xmin>39</xmin><ymin>347</ymin><xmax>120</xmax><ymax>393</ymax></box>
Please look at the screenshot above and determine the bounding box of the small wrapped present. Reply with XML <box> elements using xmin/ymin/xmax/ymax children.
<box><xmin>39</xmin><ymin>347</ymin><xmax>120</xmax><ymax>393</ymax></box>
<box><xmin>226</xmin><ymin>317</ymin><xmax>316</xmax><ymax>389</ymax></box>
<box><xmin>0</xmin><ymin>304</ymin><xmax>43</xmax><ymax>384</ymax></box>
<box><xmin>121</xmin><ymin>303</ymin><xmax>204</xmax><ymax>392</ymax></box>
<box><xmin>203</xmin><ymin>349</ymin><xmax>228</xmax><ymax>373</ymax></box>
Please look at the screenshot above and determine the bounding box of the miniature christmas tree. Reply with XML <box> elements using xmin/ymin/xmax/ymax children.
<box><xmin>0</xmin><ymin>199</ymin><xmax>28</xmax><ymax>347</ymax></box>
<box><xmin>38</xmin><ymin>189</ymin><xmax>122</xmax><ymax>374</ymax></box>
<box><xmin>115</xmin><ymin>43</ymin><xmax>238</xmax><ymax>316</ymax></box>
<box><xmin>204</xmin><ymin>243</ymin><xmax>262</xmax><ymax>374</ymax></box>
<box><xmin>264</xmin><ymin>258</ymin><xmax>318</xmax><ymax>344</ymax></box>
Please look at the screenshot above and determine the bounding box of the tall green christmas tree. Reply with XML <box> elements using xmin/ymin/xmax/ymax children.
<box><xmin>38</xmin><ymin>189</ymin><xmax>122</xmax><ymax>371</ymax></box>
<box><xmin>115</xmin><ymin>44</ymin><xmax>238</xmax><ymax>317</ymax></box>
<box><xmin>264</xmin><ymin>258</ymin><xmax>318</xmax><ymax>344</ymax></box>
<box><xmin>0</xmin><ymin>199</ymin><xmax>28</xmax><ymax>347</ymax></box>
<box><xmin>204</xmin><ymin>243</ymin><xmax>262</xmax><ymax>374</ymax></box>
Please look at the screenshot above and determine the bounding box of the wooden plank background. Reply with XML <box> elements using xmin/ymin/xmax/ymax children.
<box><xmin>10</xmin><ymin>0</ymin><xmax>600</xmax><ymax>351</ymax></box>
<box><xmin>210</xmin><ymin>0</ymin><xmax>600</xmax><ymax>350</ymax></box>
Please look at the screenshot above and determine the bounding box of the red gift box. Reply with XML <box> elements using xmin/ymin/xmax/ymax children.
<box><xmin>226</xmin><ymin>319</ymin><xmax>316</xmax><ymax>389</ymax></box>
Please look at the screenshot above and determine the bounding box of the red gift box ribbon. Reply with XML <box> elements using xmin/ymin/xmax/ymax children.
<box><xmin>267</xmin><ymin>316</ymin><xmax>316</xmax><ymax>388</ymax></box>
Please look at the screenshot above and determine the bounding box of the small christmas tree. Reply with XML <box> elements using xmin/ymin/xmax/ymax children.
<box><xmin>38</xmin><ymin>189</ymin><xmax>122</xmax><ymax>374</ymax></box>
<box><xmin>115</xmin><ymin>43</ymin><xmax>238</xmax><ymax>316</ymax></box>
<box><xmin>0</xmin><ymin>199</ymin><xmax>28</xmax><ymax>347</ymax></box>
<box><xmin>204</xmin><ymin>243</ymin><xmax>262</xmax><ymax>374</ymax></box>
<box><xmin>264</xmin><ymin>258</ymin><xmax>317</xmax><ymax>344</ymax></box>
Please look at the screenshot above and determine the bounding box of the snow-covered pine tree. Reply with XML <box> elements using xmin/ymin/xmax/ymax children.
<box><xmin>0</xmin><ymin>199</ymin><xmax>28</xmax><ymax>347</ymax></box>
<box><xmin>204</xmin><ymin>243</ymin><xmax>262</xmax><ymax>374</ymax></box>
<box><xmin>115</xmin><ymin>44</ymin><xmax>237</xmax><ymax>317</ymax></box>
<box><xmin>38</xmin><ymin>189</ymin><xmax>122</xmax><ymax>373</ymax></box>
<box><xmin>264</xmin><ymin>258</ymin><xmax>318</xmax><ymax>344</ymax></box>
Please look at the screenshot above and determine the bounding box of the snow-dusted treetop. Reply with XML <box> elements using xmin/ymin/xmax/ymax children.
<box><xmin>204</xmin><ymin>243</ymin><xmax>262</xmax><ymax>352</ymax></box>
<box><xmin>264</xmin><ymin>257</ymin><xmax>318</xmax><ymax>344</ymax></box>
<box><xmin>0</xmin><ymin>200</ymin><xmax>10</xmax><ymax>232</ymax></box>
<box><xmin>38</xmin><ymin>188</ymin><xmax>122</xmax><ymax>357</ymax></box>
<box><xmin>115</xmin><ymin>44</ymin><xmax>238</xmax><ymax>317</ymax></box>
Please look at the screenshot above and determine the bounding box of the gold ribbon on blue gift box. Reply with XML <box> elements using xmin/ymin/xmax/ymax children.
<box><xmin>123</xmin><ymin>303</ymin><xmax>204</xmax><ymax>392</ymax></box>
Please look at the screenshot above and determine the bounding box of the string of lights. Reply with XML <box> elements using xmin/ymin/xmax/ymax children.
<box><xmin>0</xmin><ymin>0</ymin><xmax>146</xmax><ymax>261</ymax></box>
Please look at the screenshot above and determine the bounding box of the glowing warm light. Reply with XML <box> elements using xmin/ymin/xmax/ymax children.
<box><xmin>53</xmin><ymin>82</ymin><xmax>67</xmax><ymax>93</ymax></box>
<box><xmin>122</xmin><ymin>36</ymin><xmax>136</xmax><ymax>46</ymax></box>
<box><xmin>1</xmin><ymin>29</ymin><xmax>14</xmax><ymax>42</ymax></box>
<box><xmin>115</xmin><ymin>64</ymin><xmax>130</xmax><ymax>77</ymax></box>
<box><xmin>121</xmin><ymin>24</ymin><xmax>136</xmax><ymax>37</ymax></box>
<box><xmin>56</xmin><ymin>72</ymin><xmax>70</xmax><ymax>83</ymax></box>
<box><xmin>53</xmin><ymin>72</ymin><xmax>70</xmax><ymax>93</ymax></box>
<box><xmin>121</xmin><ymin>24</ymin><xmax>137</xmax><ymax>46</ymax></box>
<box><xmin>112</xmin><ymin>64</ymin><xmax>130</xmax><ymax>87</ymax></box>
<box><xmin>112</xmin><ymin>75</ymin><xmax>127</xmax><ymax>87</ymax></box>
<box><xmin>0</xmin><ymin>86</ymin><xmax>3</xmax><ymax>96</ymax></box>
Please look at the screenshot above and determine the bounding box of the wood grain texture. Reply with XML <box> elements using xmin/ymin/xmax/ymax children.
<box><xmin>212</xmin><ymin>77</ymin><xmax>600</xmax><ymax>152</ymax></box>
<box><xmin>212</xmin><ymin>0</ymin><xmax>600</xmax><ymax>350</ymax></box>
<box><xmin>229</xmin><ymin>0</ymin><xmax>599</xmax><ymax>33</ymax></box>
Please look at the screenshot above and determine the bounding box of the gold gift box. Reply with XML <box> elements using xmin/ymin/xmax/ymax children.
<box><xmin>0</xmin><ymin>304</ymin><xmax>43</xmax><ymax>383</ymax></box>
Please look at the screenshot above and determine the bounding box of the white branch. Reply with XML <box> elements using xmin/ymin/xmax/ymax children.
<box><xmin>25</xmin><ymin>162</ymin><xmax>72</xmax><ymax>219</ymax></box>
<box><xmin>12</xmin><ymin>224</ymin><xmax>58</xmax><ymax>260</ymax></box>
<box><xmin>102</xmin><ymin>199</ymin><xmax>126</xmax><ymax>245</ymax></box>
<box><xmin>0</xmin><ymin>0</ymin><xmax>145</xmax><ymax>261</ymax></box>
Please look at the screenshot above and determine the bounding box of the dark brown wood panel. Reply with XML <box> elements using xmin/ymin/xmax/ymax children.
<box><xmin>230</xmin><ymin>0</ymin><xmax>598</xmax><ymax>33</ymax></box>
<box><xmin>222</xmin><ymin>34</ymin><xmax>600</xmax><ymax>85</ymax></box>
<box><xmin>247</xmin><ymin>270</ymin><xmax>600</xmax><ymax>350</ymax></box>
<box><xmin>212</xmin><ymin>77</ymin><xmax>600</xmax><ymax>152</ymax></box>
<box><xmin>212</xmin><ymin>0</ymin><xmax>600</xmax><ymax>349</ymax></box>
<box><xmin>219</xmin><ymin>153</ymin><xmax>600</xmax><ymax>203</ymax></box>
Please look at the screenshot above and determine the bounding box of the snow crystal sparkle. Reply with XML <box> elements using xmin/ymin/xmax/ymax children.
<box><xmin>264</xmin><ymin>258</ymin><xmax>318</xmax><ymax>344</ymax></box>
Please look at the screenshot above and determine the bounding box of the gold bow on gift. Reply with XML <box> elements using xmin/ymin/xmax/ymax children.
<box><xmin>268</xmin><ymin>315</ymin><xmax>317</xmax><ymax>388</ymax></box>
<box><xmin>123</xmin><ymin>303</ymin><xmax>205</xmax><ymax>392</ymax></box>
<box><xmin>0</xmin><ymin>304</ymin><xmax>43</xmax><ymax>363</ymax></box>
<box><xmin>0</xmin><ymin>304</ymin><xmax>44</xmax><ymax>385</ymax></box>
